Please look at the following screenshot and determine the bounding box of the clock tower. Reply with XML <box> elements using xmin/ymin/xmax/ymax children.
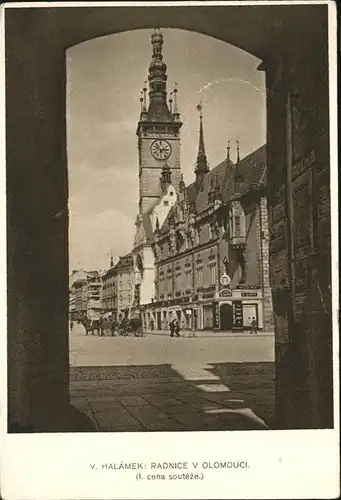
<box><xmin>137</xmin><ymin>29</ymin><xmax>182</xmax><ymax>214</ymax></box>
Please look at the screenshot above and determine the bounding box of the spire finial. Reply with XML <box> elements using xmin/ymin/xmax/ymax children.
<box><xmin>143</xmin><ymin>81</ymin><xmax>148</xmax><ymax>110</ymax></box>
<box><xmin>145</xmin><ymin>29</ymin><xmax>174</xmax><ymax>122</ymax></box>
<box><xmin>172</xmin><ymin>83</ymin><xmax>180</xmax><ymax>120</ymax></box>
<box><xmin>140</xmin><ymin>82</ymin><xmax>148</xmax><ymax>118</ymax></box>
<box><xmin>197</xmin><ymin>101</ymin><xmax>203</xmax><ymax>120</ymax></box>
<box><xmin>149</xmin><ymin>28</ymin><xmax>166</xmax><ymax>97</ymax></box>
<box><xmin>195</xmin><ymin>101</ymin><xmax>209</xmax><ymax>181</ymax></box>
<box><xmin>110</xmin><ymin>254</ymin><xmax>114</xmax><ymax>268</ymax></box>
<box><xmin>226</xmin><ymin>140</ymin><xmax>231</xmax><ymax>161</ymax></box>
<box><xmin>235</xmin><ymin>138</ymin><xmax>243</xmax><ymax>183</ymax></box>
<box><xmin>196</xmin><ymin>101</ymin><xmax>206</xmax><ymax>158</ymax></box>
<box><xmin>169</xmin><ymin>91</ymin><xmax>173</xmax><ymax>115</ymax></box>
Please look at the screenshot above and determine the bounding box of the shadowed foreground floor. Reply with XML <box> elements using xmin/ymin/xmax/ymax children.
<box><xmin>70</xmin><ymin>362</ymin><xmax>275</xmax><ymax>432</ymax></box>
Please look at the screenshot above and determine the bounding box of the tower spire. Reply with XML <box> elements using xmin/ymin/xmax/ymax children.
<box><xmin>195</xmin><ymin>102</ymin><xmax>209</xmax><ymax>181</ymax></box>
<box><xmin>235</xmin><ymin>139</ymin><xmax>243</xmax><ymax>183</ymax></box>
<box><xmin>147</xmin><ymin>28</ymin><xmax>172</xmax><ymax>122</ymax></box>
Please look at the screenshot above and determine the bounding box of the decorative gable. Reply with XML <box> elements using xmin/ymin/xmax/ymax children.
<box><xmin>151</xmin><ymin>184</ymin><xmax>178</xmax><ymax>232</ymax></box>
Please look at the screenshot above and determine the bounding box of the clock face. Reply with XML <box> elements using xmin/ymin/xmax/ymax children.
<box><xmin>150</xmin><ymin>140</ymin><xmax>172</xmax><ymax>160</ymax></box>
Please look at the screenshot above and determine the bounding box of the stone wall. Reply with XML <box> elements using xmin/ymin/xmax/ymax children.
<box><xmin>266</xmin><ymin>23</ymin><xmax>332</xmax><ymax>428</ymax></box>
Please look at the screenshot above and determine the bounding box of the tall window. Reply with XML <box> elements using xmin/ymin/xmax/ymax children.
<box><xmin>185</xmin><ymin>269</ymin><xmax>192</xmax><ymax>290</ymax></box>
<box><xmin>196</xmin><ymin>266</ymin><xmax>203</xmax><ymax>288</ymax></box>
<box><xmin>210</xmin><ymin>263</ymin><xmax>217</xmax><ymax>286</ymax></box>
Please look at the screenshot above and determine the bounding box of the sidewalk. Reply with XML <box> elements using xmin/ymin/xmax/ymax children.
<box><xmin>146</xmin><ymin>329</ymin><xmax>274</xmax><ymax>338</ymax></box>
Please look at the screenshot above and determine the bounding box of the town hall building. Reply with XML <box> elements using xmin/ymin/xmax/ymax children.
<box><xmin>131</xmin><ymin>29</ymin><xmax>273</xmax><ymax>332</ymax></box>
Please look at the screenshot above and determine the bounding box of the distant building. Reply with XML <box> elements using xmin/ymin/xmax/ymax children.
<box><xmin>101</xmin><ymin>256</ymin><xmax>117</xmax><ymax>317</ymax></box>
<box><xmin>130</xmin><ymin>29</ymin><xmax>273</xmax><ymax>332</ymax></box>
<box><xmin>115</xmin><ymin>254</ymin><xmax>134</xmax><ymax>319</ymax></box>
<box><xmin>101</xmin><ymin>254</ymin><xmax>133</xmax><ymax>320</ymax></box>
<box><xmin>69</xmin><ymin>270</ymin><xmax>102</xmax><ymax>320</ymax></box>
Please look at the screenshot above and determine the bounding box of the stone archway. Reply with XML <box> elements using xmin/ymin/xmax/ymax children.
<box><xmin>5</xmin><ymin>4</ymin><xmax>332</xmax><ymax>431</ymax></box>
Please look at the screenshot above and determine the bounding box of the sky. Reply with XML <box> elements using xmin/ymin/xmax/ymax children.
<box><xmin>67</xmin><ymin>28</ymin><xmax>266</xmax><ymax>272</ymax></box>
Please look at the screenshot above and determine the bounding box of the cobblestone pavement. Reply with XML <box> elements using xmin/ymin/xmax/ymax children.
<box><xmin>69</xmin><ymin>323</ymin><xmax>275</xmax><ymax>432</ymax></box>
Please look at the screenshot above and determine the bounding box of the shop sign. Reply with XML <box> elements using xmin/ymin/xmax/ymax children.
<box><xmin>241</xmin><ymin>291</ymin><xmax>258</xmax><ymax>298</ymax></box>
<box><xmin>220</xmin><ymin>288</ymin><xmax>232</xmax><ymax>298</ymax></box>
<box><xmin>185</xmin><ymin>309</ymin><xmax>192</xmax><ymax>315</ymax></box>
<box><xmin>232</xmin><ymin>301</ymin><xmax>243</xmax><ymax>328</ymax></box>
<box><xmin>212</xmin><ymin>302</ymin><xmax>219</xmax><ymax>328</ymax></box>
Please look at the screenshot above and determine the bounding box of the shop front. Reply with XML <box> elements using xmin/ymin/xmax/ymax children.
<box><xmin>218</xmin><ymin>288</ymin><xmax>264</xmax><ymax>331</ymax></box>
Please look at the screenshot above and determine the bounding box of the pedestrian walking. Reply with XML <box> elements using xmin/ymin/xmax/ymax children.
<box><xmin>169</xmin><ymin>320</ymin><xmax>175</xmax><ymax>337</ymax></box>
<box><xmin>174</xmin><ymin>319</ymin><xmax>181</xmax><ymax>337</ymax></box>
<box><xmin>85</xmin><ymin>318</ymin><xmax>93</xmax><ymax>336</ymax></box>
<box><xmin>98</xmin><ymin>316</ymin><xmax>104</xmax><ymax>337</ymax></box>
<box><xmin>250</xmin><ymin>317</ymin><xmax>258</xmax><ymax>335</ymax></box>
<box><xmin>110</xmin><ymin>319</ymin><xmax>116</xmax><ymax>337</ymax></box>
<box><xmin>70</xmin><ymin>320</ymin><xmax>74</xmax><ymax>331</ymax></box>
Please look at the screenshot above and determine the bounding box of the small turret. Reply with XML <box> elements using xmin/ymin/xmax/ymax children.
<box><xmin>139</xmin><ymin>83</ymin><xmax>148</xmax><ymax>121</ymax></box>
<box><xmin>226</xmin><ymin>140</ymin><xmax>233</xmax><ymax>167</ymax></box>
<box><xmin>172</xmin><ymin>83</ymin><xmax>181</xmax><ymax>122</ymax></box>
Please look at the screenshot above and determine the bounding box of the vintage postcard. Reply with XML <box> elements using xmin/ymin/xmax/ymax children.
<box><xmin>0</xmin><ymin>1</ymin><xmax>339</xmax><ymax>499</ymax></box>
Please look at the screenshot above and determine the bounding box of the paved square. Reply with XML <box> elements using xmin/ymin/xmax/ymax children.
<box><xmin>69</xmin><ymin>324</ymin><xmax>275</xmax><ymax>431</ymax></box>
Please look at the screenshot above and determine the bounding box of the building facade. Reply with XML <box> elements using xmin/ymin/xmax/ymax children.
<box><xmin>69</xmin><ymin>270</ymin><xmax>102</xmax><ymax>320</ymax></box>
<box><xmin>102</xmin><ymin>254</ymin><xmax>134</xmax><ymax>320</ymax></box>
<box><xmin>145</xmin><ymin>145</ymin><xmax>274</xmax><ymax>332</ymax></box>
<box><xmin>101</xmin><ymin>258</ymin><xmax>117</xmax><ymax>317</ymax></box>
<box><xmin>131</xmin><ymin>30</ymin><xmax>273</xmax><ymax>332</ymax></box>
<box><xmin>115</xmin><ymin>254</ymin><xmax>134</xmax><ymax>318</ymax></box>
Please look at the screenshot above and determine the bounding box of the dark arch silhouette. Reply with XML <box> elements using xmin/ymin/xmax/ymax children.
<box><xmin>5</xmin><ymin>5</ymin><xmax>332</xmax><ymax>432</ymax></box>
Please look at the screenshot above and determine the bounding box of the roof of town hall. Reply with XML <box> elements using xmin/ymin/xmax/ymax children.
<box><xmin>159</xmin><ymin>143</ymin><xmax>267</xmax><ymax>235</ymax></box>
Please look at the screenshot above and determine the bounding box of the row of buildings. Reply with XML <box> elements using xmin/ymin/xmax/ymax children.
<box><xmin>70</xmin><ymin>29</ymin><xmax>274</xmax><ymax>332</ymax></box>
<box><xmin>69</xmin><ymin>254</ymin><xmax>133</xmax><ymax>321</ymax></box>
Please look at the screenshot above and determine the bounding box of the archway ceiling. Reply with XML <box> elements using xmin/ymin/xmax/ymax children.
<box><xmin>6</xmin><ymin>5</ymin><xmax>326</xmax><ymax>60</ymax></box>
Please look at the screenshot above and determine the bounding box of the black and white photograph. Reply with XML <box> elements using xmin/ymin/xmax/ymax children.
<box><xmin>1</xmin><ymin>1</ymin><xmax>339</xmax><ymax>499</ymax></box>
